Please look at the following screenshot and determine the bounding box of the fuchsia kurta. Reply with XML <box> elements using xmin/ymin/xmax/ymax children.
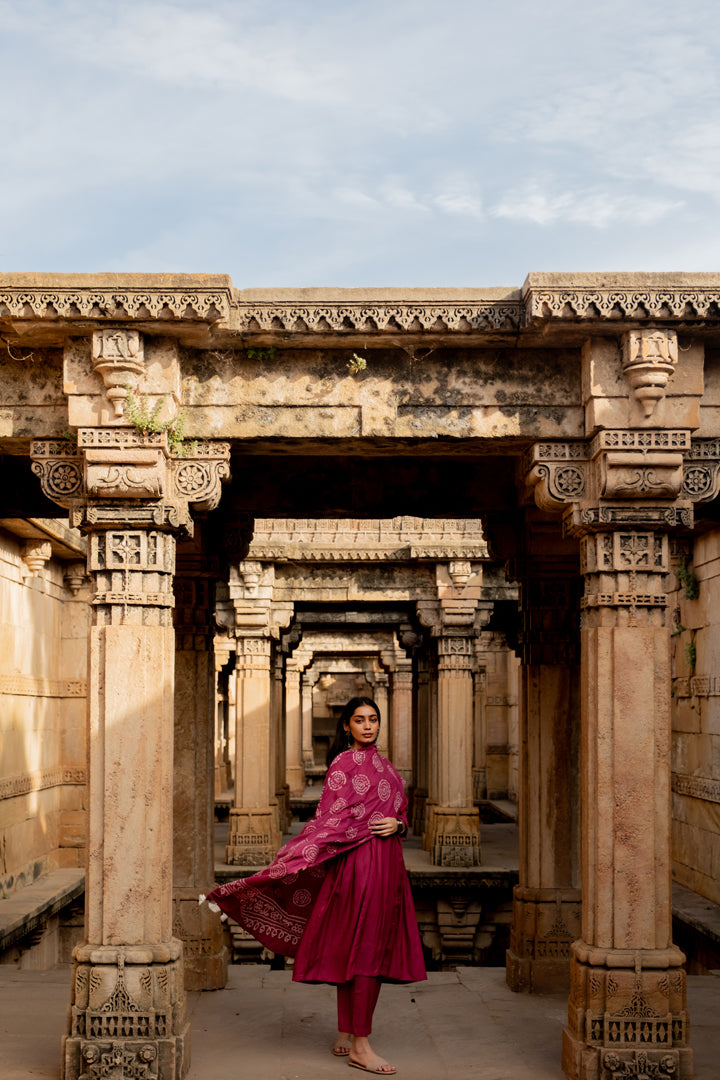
<box><xmin>207</xmin><ymin>745</ymin><xmax>426</xmax><ymax>985</ymax></box>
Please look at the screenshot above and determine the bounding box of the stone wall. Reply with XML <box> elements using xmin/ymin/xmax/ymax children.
<box><xmin>670</xmin><ymin>532</ymin><xmax>720</xmax><ymax>905</ymax></box>
<box><xmin>0</xmin><ymin>528</ymin><xmax>88</xmax><ymax>898</ymax></box>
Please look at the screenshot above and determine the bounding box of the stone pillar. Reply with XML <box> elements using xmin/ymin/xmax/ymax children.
<box><xmin>273</xmin><ymin>651</ymin><xmax>291</xmax><ymax>832</ymax></box>
<box><xmin>522</xmin><ymin>326</ymin><xmax>700</xmax><ymax>1079</ymax></box>
<box><xmin>32</xmin><ymin>407</ymin><xmax>230</xmax><ymax>1080</ymax></box>
<box><xmin>506</xmin><ymin>515</ymin><xmax>582</xmax><ymax>995</ymax></box>
<box><xmin>562</xmin><ymin>528</ymin><xmax>691</xmax><ymax>1080</ymax></box>
<box><xmin>472</xmin><ymin>657</ymin><xmax>487</xmax><ymax>802</ymax></box>
<box><xmin>221</xmin><ymin>561</ymin><xmax>293</xmax><ymax>865</ymax></box>
<box><xmin>426</xmin><ymin>633</ymin><xmax>481</xmax><ymax>866</ymax></box>
<box><xmin>390</xmin><ymin>659</ymin><xmax>414</xmax><ymax>783</ymax></box>
<box><xmin>213</xmin><ymin>643</ymin><xmax>233</xmax><ymax>796</ymax></box>
<box><xmin>373</xmin><ymin>670</ymin><xmax>390</xmax><ymax>756</ymax></box>
<box><xmin>285</xmin><ymin>659</ymin><xmax>305</xmax><ymax>797</ymax></box>
<box><xmin>412</xmin><ymin>651</ymin><xmax>432</xmax><ymax>835</ymax></box>
<box><xmin>226</xmin><ymin>636</ymin><xmax>282</xmax><ymax>866</ymax></box>
<box><xmin>172</xmin><ymin>549</ymin><xmax>228</xmax><ymax>992</ymax></box>
<box><xmin>301</xmin><ymin>670</ymin><xmax>316</xmax><ymax>770</ymax></box>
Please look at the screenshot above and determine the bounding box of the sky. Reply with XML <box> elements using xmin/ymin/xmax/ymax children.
<box><xmin>1</xmin><ymin>0</ymin><xmax>720</xmax><ymax>287</ymax></box>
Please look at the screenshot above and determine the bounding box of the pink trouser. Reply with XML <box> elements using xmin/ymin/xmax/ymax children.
<box><xmin>336</xmin><ymin>975</ymin><xmax>383</xmax><ymax>1037</ymax></box>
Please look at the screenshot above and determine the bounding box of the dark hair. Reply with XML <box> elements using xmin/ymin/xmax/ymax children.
<box><xmin>326</xmin><ymin>696</ymin><xmax>381</xmax><ymax>768</ymax></box>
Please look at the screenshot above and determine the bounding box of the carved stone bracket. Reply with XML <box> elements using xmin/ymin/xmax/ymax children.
<box><xmin>21</xmin><ymin>538</ymin><xmax>52</xmax><ymax>576</ymax></box>
<box><xmin>524</xmin><ymin>435</ymin><xmax>694</xmax><ymax>534</ymax></box>
<box><xmin>524</xmin><ymin>442</ymin><xmax>588</xmax><ymax>513</ymax></box>
<box><xmin>91</xmin><ymin>328</ymin><xmax>145</xmax><ymax>418</ymax></box>
<box><xmin>31</xmin><ymin>432</ymin><xmax>230</xmax><ymax>537</ymax></box>
<box><xmin>622</xmin><ymin>329</ymin><xmax>678</xmax><ymax>420</ymax></box>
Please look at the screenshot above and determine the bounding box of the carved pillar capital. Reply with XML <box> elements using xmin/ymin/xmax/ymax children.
<box><xmin>436</xmin><ymin>632</ymin><xmax>476</xmax><ymax>675</ymax></box>
<box><xmin>31</xmin><ymin>431</ymin><xmax>231</xmax><ymax>539</ymax></box>
<box><xmin>523</xmin><ymin>435</ymin><xmax>694</xmax><ymax>534</ymax></box>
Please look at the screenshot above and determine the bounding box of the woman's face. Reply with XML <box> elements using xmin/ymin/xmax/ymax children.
<box><xmin>344</xmin><ymin>704</ymin><xmax>380</xmax><ymax>749</ymax></box>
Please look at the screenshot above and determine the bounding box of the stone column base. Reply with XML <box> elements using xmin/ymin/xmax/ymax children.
<box><xmin>427</xmin><ymin>806</ymin><xmax>481</xmax><ymax>867</ymax></box>
<box><xmin>506</xmin><ymin>886</ymin><xmax>581</xmax><ymax>994</ymax></box>
<box><xmin>472</xmin><ymin>766</ymin><xmax>487</xmax><ymax>802</ymax></box>
<box><xmin>62</xmin><ymin>942</ymin><xmax>189</xmax><ymax>1080</ymax></box>
<box><xmin>226</xmin><ymin>808</ymin><xmax>281</xmax><ymax>866</ymax></box>
<box><xmin>275</xmin><ymin>785</ymin><xmax>291</xmax><ymax>834</ymax></box>
<box><xmin>561</xmin><ymin>941</ymin><xmax>693</xmax><ymax>1080</ymax></box>
<box><xmin>412</xmin><ymin>789</ymin><xmax>427</xmax><ymax>835</ymax></box>
<box><xmin>214</xmin><ymin>765</ymin><xmax>228</xmax><ymax>799</ymax></box>
<box><xmin>562</xmin><ymin>1030</ymin><xmax>693</xmax><ymax>1080</ymax></box>
<box><xmin>286</xmin><ymin>766</ymin><xmax>306</xmax><ymax>799</ymax></box>
<box><xmin>172</xmin><ymin>889</ymin><xmax>228</xmax><ymax>992</ymax></box>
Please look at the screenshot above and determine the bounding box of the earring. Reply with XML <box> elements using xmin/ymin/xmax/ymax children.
<box><xmin>344</xmin><ymin>730</ymin><xmax>353</xmax><ymax>749</ymax></box>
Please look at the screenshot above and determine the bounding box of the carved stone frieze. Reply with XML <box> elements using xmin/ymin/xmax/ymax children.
<box><xmin>0</xmin><ymin>279</ymin><xmax>231</xmax><ymax>321</ymax></box>
<box><xmin>600</xmin><ymin>1049</ymin><xmax>681</xmax><ymax>1079</ymax></box>
<box><xmin>246</xmin><ymin>516</ymin><xmax>488</xmax><ymax>562</ymax></box>
<box><xmin>88</xmin><ymin>529</ymin><xmax>176</xmax><ymax>617</ymax></box>
<box><xmin>671</xmin><ymin>773</ymin><xmax>720</xmax><ymax>804</ymax></box>
<box><xmin>579</xmin><ymin>532</ymin><xmax>669</xmax><ymax>616</ymax></box>
<box><xmin>230</xmin><ymin>298</ymin><xmax>522</xmax><ymax>334</ymax></box>
<box><xmin>524</xmin><ymin>273</ymin><xmax>720</xmax><ymax>321</ymax></box>
<box><xmin>0</xmin><ymin>764</ymin><xmax>86</xmax><ymax>801</ymax></box>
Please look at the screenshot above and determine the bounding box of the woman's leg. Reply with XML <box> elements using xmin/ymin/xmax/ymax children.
<box><xmin>348</xmin><ymin>977</ymin><xmax>396</xmax><ymax>1074</ymax></box>
<box><xmin>333</xmin><ymin>982</ymin><xmax>353</xmax><ymax>1056</ymax></box>
<box><xmin>349</xmin><ymin>975</ymin><xmax>382</xmax><ymax>1037</ymax></box>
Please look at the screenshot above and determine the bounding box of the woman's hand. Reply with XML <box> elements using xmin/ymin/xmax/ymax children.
<box><xmin>369</xmin><ymin>817</ymin><xmax>401</xmax><ymax>838</ymax></box>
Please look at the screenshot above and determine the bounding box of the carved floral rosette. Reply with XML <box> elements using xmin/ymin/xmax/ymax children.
<box><xmin>681</xmin><ymin>437</ymin><xmax>720</xmax><ymax>504</ymax></box>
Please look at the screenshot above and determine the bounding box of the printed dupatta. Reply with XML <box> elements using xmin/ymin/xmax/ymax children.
<box><xmin>206</xmin><ymin>745</ymin><xmax>408</xmax><ymax>956</ymax></box>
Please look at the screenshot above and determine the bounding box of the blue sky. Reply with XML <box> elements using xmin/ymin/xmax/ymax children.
<box><xmin>1</xmin><ymin>0</ymin><xmax>719</xmax><ymax>286</ymax></box>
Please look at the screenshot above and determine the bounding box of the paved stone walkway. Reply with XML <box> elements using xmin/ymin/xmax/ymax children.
<box><xmin>2</xmin><ymin>965</ymin><xmax>719</xmax><ymax>1079</ymax></box>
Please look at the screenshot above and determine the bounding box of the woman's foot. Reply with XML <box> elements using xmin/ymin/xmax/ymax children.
<box><xmin>348</xmin><ymin>1036</ymin><xmax>396</xmax><ymax>1074</ymax></box>
<box><xmin>332</xmin><ymin>1032</ymin><xmax>352</xmax><ymax>1056</ymax></box>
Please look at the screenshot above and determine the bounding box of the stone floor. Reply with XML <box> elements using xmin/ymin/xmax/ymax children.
<box><xmin>2</xmin><ymin>964</ymin><xmax>719</xmax><ymax>1080</ymax></box>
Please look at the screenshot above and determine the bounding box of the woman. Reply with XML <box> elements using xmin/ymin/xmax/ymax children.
<box><xmin>205</xmin><ymin>696</ymin><xmax>426</xmax><ymax>1074</ymax></box>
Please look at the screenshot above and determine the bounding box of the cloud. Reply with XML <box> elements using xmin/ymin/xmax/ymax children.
<box><xmin>491</xmin><ymin>184</ymin><xmax>683</xmax><ymax>229</ymax></box>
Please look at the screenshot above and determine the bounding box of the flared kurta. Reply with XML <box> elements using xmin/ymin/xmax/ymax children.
<box><xmin>206</xmin><ymin>745</ymin><xmax>426</xmax><ymax>986</ymax></box>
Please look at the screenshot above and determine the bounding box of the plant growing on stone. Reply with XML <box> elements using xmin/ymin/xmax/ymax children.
<box><xmin>676</xmin><ymin>558</ymin><xmax>700</xmax><ymax>600</ymax></box>
<box><xmin>347</xmin><ymin>353</ymin><xmax>367</xmax><ymax>375</ymax></box>
<box><xmin>124</xmin><ymin>387</ymin><xmax>196</xmax><ymax>457</ymax></box>
<box><xmin>246</xmin><ymin>347</ymin><xmax>276</xmax><ymax>362</ymax></box>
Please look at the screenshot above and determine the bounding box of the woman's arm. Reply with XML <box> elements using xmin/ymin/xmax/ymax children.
<box><xmin>368</xmin><ymin>816</ymin><xmax>406</xmax><ymax>838</ymax></box>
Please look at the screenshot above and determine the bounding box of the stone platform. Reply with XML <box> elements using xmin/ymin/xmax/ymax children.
<box><xmin>2</xmin><ymin>965</ymin><xmax>720</xmax><ymax>1080</ymax></box>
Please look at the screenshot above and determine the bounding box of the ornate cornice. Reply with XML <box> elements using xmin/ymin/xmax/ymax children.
<box><xmin>229</xmin><ymin>294</ymin><xmax>522</xmax><ymax>334</ymax></box>
<box><xmin>4</xmin><ymin>275</ymin><xmax>720</xmax><ymax>338</ymax></box>
<box><xmin>523</xmin><ymin>272</ymin><xmax>720</xmax><ymax>323</ymax></box>
<box><xmin>0</xmin><ymin>274</ymin><xmax>232</xmax><ymax>323</ymax></box>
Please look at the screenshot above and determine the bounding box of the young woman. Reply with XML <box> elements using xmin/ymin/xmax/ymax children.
<box><xmin>205</xmin><ymin>696</ymin><xmax>426</xmax><ymax>1074</ymax></box>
